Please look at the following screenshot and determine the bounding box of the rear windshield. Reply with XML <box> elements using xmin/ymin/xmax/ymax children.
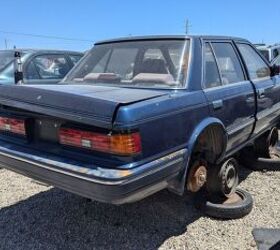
<box><xmin>0</xmin><ymin>51</ymin><xmax>15</xmax><ymax>71</ymax></box>
<box><xmin>64</xmin><ymin>40</ymin><xmax>190</xmax><ymax>89</ymax></box>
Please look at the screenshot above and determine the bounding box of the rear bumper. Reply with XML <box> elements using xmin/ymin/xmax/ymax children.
<box><xmin>0</xmin><ymin>141</ymin><xmax>187</xmax><ymax>204</ymax></box>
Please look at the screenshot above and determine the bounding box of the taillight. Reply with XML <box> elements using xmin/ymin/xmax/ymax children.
<box><xmin>59</xmin><ymin>128</ymin><xmax>142</xmax><ymax>155</ymax></box>
<box><xmin>0</xmin><ymin>116</ymin><xmax>26</xmax><ymax>136</ymax></box>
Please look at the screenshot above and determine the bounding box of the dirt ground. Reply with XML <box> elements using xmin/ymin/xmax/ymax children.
<box><xmin>0</xmin><ymin>165</ymin><xmax>279</xmax><ymax>250</ymax></box>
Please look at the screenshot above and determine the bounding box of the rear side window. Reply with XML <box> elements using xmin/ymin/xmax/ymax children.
<box><xmin>204</xmin><ymin>43</ymin><xmax>222</xmax><ymax>88</ymax></box>
<box><xmin>211</xmin><ymin>43</ymin><xmax>245</xmax><ymax>84</ymax></box>
<box><xmin>237</xmin><ymin>44</ymin><xmax>271</xmax><ymax>80</ymax></box>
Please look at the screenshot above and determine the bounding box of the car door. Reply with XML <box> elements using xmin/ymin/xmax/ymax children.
<box><xmin>24</xmin><ymin>53</ymin><xmax>71</xmax><ymax>84</ymax></box>
<box><xmin>236</xmin><ymin>43</ymin><xmax>280</xmax><ymax>135</ymax></box>
<box><xmin>202</xmin><ymin>41</ymin><xmax>256</xmax><ymax>151</ymax></box>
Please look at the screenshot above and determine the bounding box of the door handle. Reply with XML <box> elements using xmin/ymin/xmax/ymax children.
<box><xmin>258</xmin><ymin>89</ymin><xmax>265</xmax><ymax>99</ymax></box>
<box><xmin>212</xmin><ymin>99</ymin><xmax>223</xmax><ymax>110</ymax></box>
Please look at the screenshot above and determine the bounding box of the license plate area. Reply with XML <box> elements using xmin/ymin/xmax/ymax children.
<box><xmin>34</xmin><ymin>119</ymin><xmax>62</xmax><ymax>143</ymax></box>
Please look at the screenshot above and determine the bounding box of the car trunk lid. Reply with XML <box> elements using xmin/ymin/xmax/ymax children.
<box><xmin>0</xmin><ymin>84</ymin><xmax>166</xmax><ymax>128</ymax></box>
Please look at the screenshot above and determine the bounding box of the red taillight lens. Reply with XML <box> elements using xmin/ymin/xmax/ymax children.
<box><xmin>59</xmin><ymin>128</ymin><xmax>142</xmax><ymax>155</ymax></box>
<box><xmin>0</xmin><ymin>117</ymin><xmax>26</xmax><ymax>136</ymax></box>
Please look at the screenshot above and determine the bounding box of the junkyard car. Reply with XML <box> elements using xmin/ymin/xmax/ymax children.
<box><xmin>0</xmin><ymin>35</ymin><xmax>279</xmax><ymax>207</ymax></box>
<box><xmin>272</xmin><ymin>55</ymin><xmax>280</xmax><ymax>67</ymax></box>
<box><xmin>255</xmin><ymin>43</ymin><xmax>280</xmax><ymax>62</ymax></box>
<box><xmin>0</xmin><ymin>49</ymin><xmax>83</xmax><ymax>85</ymax></box>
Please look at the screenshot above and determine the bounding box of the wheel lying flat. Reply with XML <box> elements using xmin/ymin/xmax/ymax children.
<box><xmin>240</xmin><ymin>146</ymin><xmax>280</xmax><ymax>171</ymax></box>
<box><xmin>202</xmin><ymin>188</ymin><xmax>253</xmax><ymax>220</ymax></box>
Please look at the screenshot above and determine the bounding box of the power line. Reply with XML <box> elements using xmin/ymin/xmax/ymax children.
<box><xmin>0</xmin><ymin>30</ymin><xmax>94</xmax><ymax>43</ymax></box>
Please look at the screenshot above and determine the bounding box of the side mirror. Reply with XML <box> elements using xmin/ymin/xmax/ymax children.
<box><xmin>14</xmin><ymin>51</ymin><xmax>23</xmax><ymax>84</ymax></box>
<box><xmin>271</xmin><ymin>64</ymin><xmax>280</xmax><ymax>76</ymax></box>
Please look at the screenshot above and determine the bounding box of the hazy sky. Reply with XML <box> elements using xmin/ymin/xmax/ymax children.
<box><xmin>0</xmin><ymin>0</ymin><xmax>278</xmax><ymax>51</ymax></box>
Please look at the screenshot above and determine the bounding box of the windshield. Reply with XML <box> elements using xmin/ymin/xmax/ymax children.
<box><xmin>64</xmin><ymin>40</ymin><xmax>190</xmax><ymax>89</ymax></box>
<box><xmin>0</xmin><ymin>51</ymin><xmax>15</xmax><ymax>71</ymax></box>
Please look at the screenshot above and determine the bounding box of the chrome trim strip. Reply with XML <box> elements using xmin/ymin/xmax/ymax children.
<box><xmin>0</xmin><ymin>145</ymin><xmax>187</xmax><ymax>185</ymax></box>
<box><xmin>226</xmin><ymin>117</ymin><xmax>255</xmax><ymax>136</ymax></box>
<box><xmin>256</xmin><ymin>102</ymin><xmax>280</xmax><ymax>121</ymax></box>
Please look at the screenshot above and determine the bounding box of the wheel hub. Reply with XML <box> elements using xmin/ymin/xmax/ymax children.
<box><xmin>187</xmin><ymin>161</ymin><xmax>207</xmax><ymax>193</ymax></box>
<box><xmin>220</xmin><ymin>160</ymin><xmax>238</xmax><ymax>197</ymax></box>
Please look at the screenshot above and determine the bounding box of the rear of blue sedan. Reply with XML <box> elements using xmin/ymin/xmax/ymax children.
<box><xmin>0</xmin><ymin>36</ymin><xmax>207</xmax><ymax>204</ymax></box>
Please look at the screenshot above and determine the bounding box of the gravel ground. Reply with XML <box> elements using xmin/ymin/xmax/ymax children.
<box><xmin>0</xmin><ymin>166</ymin><xmax>279</xmax><ymax>250</ymax></box>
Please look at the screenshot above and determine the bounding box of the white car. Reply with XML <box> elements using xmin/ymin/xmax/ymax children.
<box><xmin>272</xmin><ymin>55</ymin><xmax>280</xmax><ymax>66</ymax></box>
<box><xmin>255</xmin><ymin>43</ymin><xmax>280</xmax><ymax>62</ymax></box>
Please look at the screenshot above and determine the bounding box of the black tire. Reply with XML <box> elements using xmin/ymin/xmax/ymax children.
<box><xmin>206</xmin><ymin>158</ymin><xmax>239</xmax><ymax>198</ymax></box>
<box><xmin>254</xmin><ymin>128</ymin><xmax>279</xmax><ymax>158</ymax></box>
<box><xmin>240</xmin><ymin>147</ymin><xmax>280</xmax><ymax>171</ymax></box>
<box><xmin>202</xmin><ymin>188</ymin><xmax>253</xmax><ymax>220</ymax></box>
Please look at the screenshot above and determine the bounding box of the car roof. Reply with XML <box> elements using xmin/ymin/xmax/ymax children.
<box><xmin>0</xmin><ymin>49</ymin><xmax>83</xmax><ymax>55</ymax></box>
<box><xmin>95</xmin><ymin>35</ymin><xmax>249</xmax><ymax>45</ymax></box>
<box><xmin>255</xmin><ymin>44</ymin><xmax>280</xmax><ymax>50</ymax></box>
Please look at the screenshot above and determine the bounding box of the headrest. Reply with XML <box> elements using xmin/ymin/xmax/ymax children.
<box><xmin>132</xmin><ymin>73</ymin><xmax>175</xmax><ymax>85</ymax></box>
<box><xmin>138</xmin><ymin>59</ymin><xmax>168</xmax><ymax>74</ymax></box>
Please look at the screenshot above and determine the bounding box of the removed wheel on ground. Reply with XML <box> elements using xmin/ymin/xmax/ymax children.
<box><xmin>254</xmin><ymin>127</ymin><xmax>279</xmax><ymax>158</ymax></box>
<box><xmin>240</xmin><ymin>127</ymin><xmax>280</xmax><ymax>171</ymax></box>
<box><xmin>206</xmin><ymin>157</ymin><xmax>239</xmax><ymax>198</ymax></box>
<box><xmin>201</xmin><ymin>188</ymin><xmax>253</xmax><ymax>220</ymax></box>
<box><xmin>240</xmin><ymin>146</ymin><xmax>280</xmax><ymax>171</ymax></box>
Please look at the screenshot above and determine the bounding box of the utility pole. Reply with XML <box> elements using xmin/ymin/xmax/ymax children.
<box><xmin>4</xmin><ymin>38</ymin><xmax>7</xmax><ymax>49</ymax></box>
<box><xmin>185</xmin><ymin>19</ymin><xmax>191</xmax><ymax>35</ymax></box>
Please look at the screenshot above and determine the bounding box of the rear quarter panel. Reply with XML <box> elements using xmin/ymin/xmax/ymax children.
<box><xmin>114</xmin><ymin>90</ymin><xmax>209</xmax><ymax>159</ymax></box>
